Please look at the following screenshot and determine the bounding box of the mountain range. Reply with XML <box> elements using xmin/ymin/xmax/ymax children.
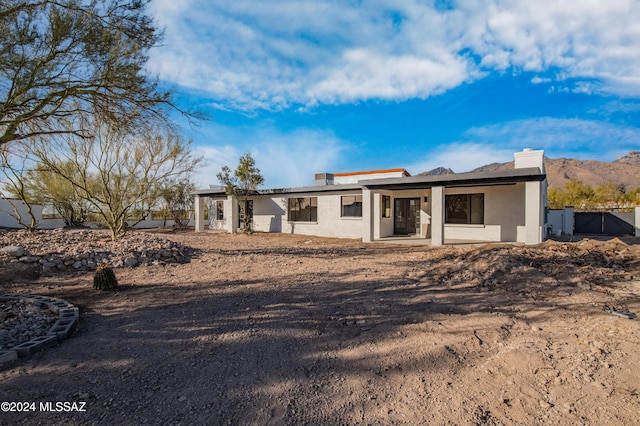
<box><xmin>420</xmin><ymin>151</ymin><xmax>640</xmax><ymax>190</ymax></box>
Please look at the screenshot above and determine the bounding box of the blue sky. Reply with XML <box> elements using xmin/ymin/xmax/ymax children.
<box><xmin>147</xmin><ymin>0</ymin><xmax>640</xmax><ymax>188</ymax></box>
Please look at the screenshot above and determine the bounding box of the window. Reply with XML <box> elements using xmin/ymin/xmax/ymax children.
<box><xmin>445</xmin><ymin>194</ymin><xmax>484</xmax><ymax>224</ymax></box>
<box><xmin>215</xmin><ymin>200</ymin><xmax>224</xmax><ymax>220</ymax></box>
<box><xmin>288</xmin><ymin>197</ymin><xmax>318</xmax><ymax>222</ymax></box>
<box><xmin>382</xmin><ymin>195</ymin><xmax>391</xmax><ymax>218</ymax></box>
<box><xmin>341</xmin><ymin>195</ymin><xmax>362</xmax><ymax>217</ymax></box>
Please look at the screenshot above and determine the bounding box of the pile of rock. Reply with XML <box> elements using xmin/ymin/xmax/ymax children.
<box><xmin>0</xmin><ymin>298</ymin><xmax>57</xmax><ymax>351</ymax></box>
<box><xmin>0</xmin><ymin>228</ymin><xmax>198</xmax><ymax>273</ymax></box>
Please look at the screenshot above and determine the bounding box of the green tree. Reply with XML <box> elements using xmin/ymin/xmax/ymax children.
<box><xmin>159</xmin><ymin>178</ymin><xmax>195</xmax><ymax>229</ymax></box>
<box><xmin>23</xmin><ymin>162</ymin><xmax>90</xmax><ymax>226</ymax></box>
<box><xmin>594</xmin><ymin>182</ymin><xmax>630</xmax><ymax>208</ymax></box>
<box><xmin>563</xmin><ymin>179</ymin><xmax>595</xmax><ymax>211</ymax></box>
<box><xmin>0</xmin><ymin>0</ymin><xmax>196</xmax><ymax>147</ymax></box>
<box><xmin>547</xmin><ymin>187</ymin><xmax>566</xmax><ymax>210</ymax></box>
<box><xmin>28</xmin><ymin>121</ymin><xmax>202</xmax><ymax>240</ymax></box>
<box><xmin>216</xmin><ymin>153</ymin><xmax>264</xmax><ymax>232</ymax></box>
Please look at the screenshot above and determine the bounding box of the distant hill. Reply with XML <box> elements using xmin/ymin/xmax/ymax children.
<box><xmin>418</xmin><ymin>167</ymin><xmax>455</xmax><ymax>176</ymax></box>
<box><xmin>467</xmin><ymin>151</ymin><xmax>640</xmax><ymax>190</ymax></box>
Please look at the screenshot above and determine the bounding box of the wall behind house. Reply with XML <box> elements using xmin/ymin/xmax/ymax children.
<box><xmin>0</xmin><ymin>198</ymin><xmax>43</xmax><ymax>228</ymax></box>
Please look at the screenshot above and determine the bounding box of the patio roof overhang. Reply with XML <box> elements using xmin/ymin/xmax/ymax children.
<box><xmin>193</xmin><ymin>168</ymin><xmax>545</xmax><ymax>197</ymax></box>
<box><xmin>360</xmin><ymin>167</ymin><xmax>546</xmax><ymax>191</ymax></box>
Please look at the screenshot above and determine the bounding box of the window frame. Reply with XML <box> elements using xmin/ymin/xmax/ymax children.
<box><xmin>341</xmin><ymin>195</ymin><xmax>363</xmax><ymax>218</ymax></box>
<box><xmin>215</xmin><ymin>200</ymin><xmax>224</xmax><ymax>220</ymax></box>
<box><xmin>381</xmin><ymin>195</ymin><xmax>391</xmax><ymax>218</ymax></box>
<box><xmin>445</xmin><ymin>193</ymin><xmax>484</xmax><ymax>224</ymax></box>
<box><xmin>287</xmin><ymin>197</ymin><xmax>318</xmax><ymax>222</ymax></box>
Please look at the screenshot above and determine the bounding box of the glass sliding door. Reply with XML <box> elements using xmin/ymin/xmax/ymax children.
<box><xmin>394</xmin><ymin>198</ymin><xmax>421</xmax><ymax>234</ymax></box>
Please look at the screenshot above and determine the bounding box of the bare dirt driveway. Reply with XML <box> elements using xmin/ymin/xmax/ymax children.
<box><xmin>1</xmin><ymin>230</ymin><xmax>639</xmax><ymax>425</ymax></box>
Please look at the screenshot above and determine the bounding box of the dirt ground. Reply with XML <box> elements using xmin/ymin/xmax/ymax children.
<box><xmin>1</xmin><ymin>231</ymin><xmax>640</xmax><ymax>425</ymax></box>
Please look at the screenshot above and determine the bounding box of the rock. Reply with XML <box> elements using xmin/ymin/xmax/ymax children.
<box><xmin>539</xmin><ymin>400</ymin><xmax>552</xmax><ymax>409</ymax></box>
<box><xmin>124</xmin><ymin>256</ymin><xmax>138</xmax><ymax>267</ymax></box>
<box><xmin>2</xmin><ymin>245</ymin><xmax>25</xmax><ymax>257</ymax></box>
<box><xmin>0</xmin><ymin>229</ymin><xmax>197</xmax><ymax>274</ymax></box>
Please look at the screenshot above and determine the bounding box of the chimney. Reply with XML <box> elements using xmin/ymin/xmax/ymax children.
<box><xmin>514</xmin><ymin>148</ymin><xmax>545</xmax><ymax>173</ymax></box>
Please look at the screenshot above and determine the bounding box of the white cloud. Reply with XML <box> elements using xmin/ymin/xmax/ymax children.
<box><xmin>190</xmin><ymin>125</ymin><xmax>347</xmax><ymax>189</ymax></box>
<box><xmin>531</xmin><ymin>76</ymin><xmax>551</xmax><ymax>84</ymax></box>
<box><xmin>148</xmin><ymin>0</ymin><xmax>640</xmax><ymax>109</ymax></box>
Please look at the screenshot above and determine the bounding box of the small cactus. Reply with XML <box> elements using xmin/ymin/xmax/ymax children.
<box><xmin>93</xmin><ymin>264</ymin><xmax>119</xmax><ymax>291</ymax></box>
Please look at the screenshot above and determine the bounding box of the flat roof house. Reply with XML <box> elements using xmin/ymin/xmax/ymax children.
<box><xmin>193</xmin><ymin>148</ymin><xmax>548</xmax><ymax>245</ymax></box>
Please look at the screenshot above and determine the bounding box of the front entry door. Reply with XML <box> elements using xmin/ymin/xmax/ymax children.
<box><xmin>394</xmin><ymin>198</ymin><xmax>421</xmax><ymax>234</ymax></box>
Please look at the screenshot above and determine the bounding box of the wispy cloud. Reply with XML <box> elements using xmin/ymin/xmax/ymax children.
<box><xmin>149</xmin><ymin>0</ymin><xmax>640</xmax><ymax>109</ymax></box>
<box><xmin>407</xmin><ymin>117</ymin><xmax>640</xmax><ymax>174</ymax></box>
<box><xmin>463</xmin><ymin>118</ymin><xmax>640</xmax><ymax>158</ymax></box>
<box><xmin>191</xmin><ymin>125</ymin><xmax>348</xmax><ymax>189</ymax></box>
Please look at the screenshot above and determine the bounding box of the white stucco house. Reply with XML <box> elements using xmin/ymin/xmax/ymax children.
<box><xmin>193</xmin><ymin>148</ymin><xmax>548</xmax><ymax>245</ymax></box>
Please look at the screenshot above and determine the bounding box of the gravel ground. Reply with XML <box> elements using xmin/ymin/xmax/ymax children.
<box><xmin>1</xmin><ymin>229</ymin><xmax>639</xmax><ymax>425</ymax></box>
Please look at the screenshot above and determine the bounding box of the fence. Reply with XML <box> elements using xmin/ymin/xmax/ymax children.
<box><xmin>1</xmin><ymin>198</ymin><xmax>195</xmax><ymax>230</ymax></box>
<box><xmin>548</xmin><ymin>207</ymin><xmax>639</xmax><ymax>237</ymax></box>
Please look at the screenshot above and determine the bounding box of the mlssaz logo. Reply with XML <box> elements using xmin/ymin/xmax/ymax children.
<box><xmin>40</xmin><ymin>402</ymin><xmax>87</xmax><ymax>412</ymax></box>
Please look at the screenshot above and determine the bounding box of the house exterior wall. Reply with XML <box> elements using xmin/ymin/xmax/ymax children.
<box><xmin>251</xmin><ymin>192</ymin><xmax>365</xmax><ymax>239</ymax></box>
<box><xmin>252</xmin><ymin>196</ymin><xmax>285</xmax><ymax>232</ymax></box>
<box><xmin>194</xmin><ymin>149</ymin><xmax>546</xmax><ymax>245</ymax></box>
<box><xmin>374</xmin><ymin>190</ymin><xmax>395</xmax><ymax>239</ymax></box>
<box><xmin>517</xmin><ymin>180</ymin><xmax>545</xmax><ymax>244</ymax></box>
<box><xmin>443</xmin><ymin>184</ymin><xmax>525</xmax><ymax>242</ymax></box>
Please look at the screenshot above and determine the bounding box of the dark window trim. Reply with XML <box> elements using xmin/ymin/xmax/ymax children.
<box><xmin>287</xmin><ymin>197</ymin><xmax>318</xmax><ymax>222</ymax></box>
<box><xmin>382</xmin><ymin>195</ymin><xmax>391</xmax><ymax>218</ymax></box>
<box><xmin>445</xmin><ymin>193</ymin><xmax>484</xmax><ymax>224</ymax></box>
<box><xmin>341</xmin><ymin>195</ymin><xmax>363</xmax><ymax>217</ymax></box>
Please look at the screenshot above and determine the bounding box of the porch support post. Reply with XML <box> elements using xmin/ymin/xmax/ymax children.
<box><xmin>362</xmin><ymin>188</ymin><xmax>374</xmax><ymax>242</ymax></box>
<box><xmin>635</xmin><ymin>206</ymin><xmax>640</xmax><ymax>237</ymax></box>
<box><xmin>524</xmin><ymin>181</ymin><xmax>543</xmax><ymax>245</ymax></box>
<box><xmin>431</xmin><ymin>186</ymin><xmax>444</xmax><ymax>246</ymax></box>
<box><xmin>225</xmin><ymin>195</ymin><xmax>239</xmax><ymax>234</ymax></box>
<box><xmin>194</xmin><ymin>195</ymin><xmax>205</xmax><ymax>232</ymax></box>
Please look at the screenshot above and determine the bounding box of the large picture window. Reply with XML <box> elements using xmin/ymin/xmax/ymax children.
<box><xmin>288</xmin><ymin>197</ymin><xmax>318</xmax><ymax>222</ymax></box>
<box><xmin>341</xmin><ymin>195</ymin><xmax>362</xmax><ymax>217</ymax></box>
<box><xmin>445</xmin><ymin>194</ymin><xmax>484</xmax><ymax>224</ymax></box>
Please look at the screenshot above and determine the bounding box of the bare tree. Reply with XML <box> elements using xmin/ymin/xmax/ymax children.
<box><xmin>29</xmin><ymin>120</ymin><xmax>202</xmax><ymax>240</ymax></box>
<box><xmin>0</xmin><ymin>0</ymin><xmax>199</xmax><ymax>147</ymax></box>
<box><xmin>0</xmin><ymin>143</ymin><xmax>39</xmax><ymax>229</ymax></box>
